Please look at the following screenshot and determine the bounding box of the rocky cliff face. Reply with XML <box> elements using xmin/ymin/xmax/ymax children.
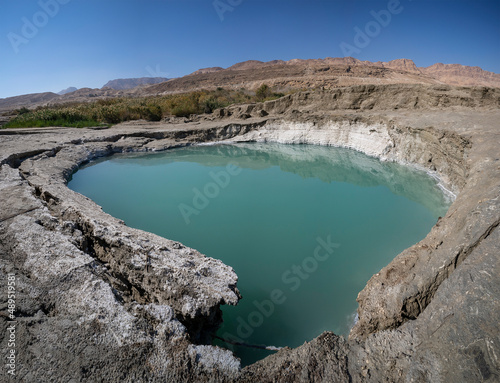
<box><xmin>377</xmin><ymin>58</ymin><xmax>421</xmax><ymax>73</ymax></box>
<box><xmin>0</xmin><ymin>84</ymin><xmax>499</xmax><ymax>382</ymax></box>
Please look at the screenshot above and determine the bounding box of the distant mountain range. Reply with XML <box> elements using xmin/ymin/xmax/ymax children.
<box><xmin>185</xmin><ymin>57</ymin><xmax>500</xmax><ymax>88</ymax></box>
<box><xmin>1</xmin><ymin>58</ymin><xmax>498</xmax><ymax>112</ymax></box>
<box><xmin>58</xmin><ymin>87</ymin><xmax>78</xmax><ymax>95</ymax></box>
<box><xmin>56</xmin><ymin>78</ymin><xmax>171</xmax><ymax>96</ymax></box>
<box><xmin>102</xmin><ymin>77</ymin><xmax>170</xmax><ymax>90</ymax></box>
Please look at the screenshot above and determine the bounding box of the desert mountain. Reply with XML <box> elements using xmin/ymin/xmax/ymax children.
<box><xmin>1</xmin><ymin>57</ymin><xmax>498</xmax><ymax>112</ymax></box>
<box><xmin>421</xmin><ymin>63</ymin><xmax>500</xmax><ymax>87</ymax></box>
<box><xmin>58</xmin><ymin>87</ymin><xmax>78</xmax><ymax>95</ymax></box>
<box><xmin>374</xmin><ymin>58</ymin><xmax>421</xmax><ymax>73</ymax></box>
<box><xmin>190</xmin><ymin>67</ymin><xmax>224</xmax><ymax>75</ymax></box>
<box><xmin>0</xmin><ymin>92</ymin><xmax>61</xmax><ymax>112</ymax></box>
<box><xmin>102</xmin><ymin>77</ymin><xmax>170</xmax><ymax>90</ymax></box>
<box><xmin>186</xmin><ymin>57</ymin><xmax>499</xmax><ymax>87</ymax></box>
<box><xmin>144</xmin><ymin>57</ymin><xmax>438</xmax><ymax>95</ymax></box>
<box><xmin>144</xmin><ymin>57</ymin><xmax>497</xmax><ymax>96</ymax></box>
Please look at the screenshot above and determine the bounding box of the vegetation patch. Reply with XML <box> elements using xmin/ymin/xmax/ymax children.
<box><xmin>3</xmin><ymin>86</ymin><xmax>286</xmax><ymax>129</ymax></box>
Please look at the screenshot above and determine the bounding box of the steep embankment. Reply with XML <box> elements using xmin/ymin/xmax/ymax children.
<box><xmin>0</xmin><ymin>84</ymin><xmax>499</xmax><ymax>382</ymax></box>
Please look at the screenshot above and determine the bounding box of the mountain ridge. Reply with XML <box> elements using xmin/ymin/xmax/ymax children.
<box><xmin>102</xmin><ymin>77</ymin><xmax>170</xmax><ymax>90</ymax></box>
<box><xmin>191</xmin><ymin>57</ymin><xmax>499</xmax><ymax>86</ymax></box>
<box><xmin>58</xmin><ymin>87</ymin><xmax>78</xmax><ymax>95</ymax></box>
<box><xmin>1</xmin><ymin>57</ymin><xmax>498</xmax><ymax>112</ymax></box>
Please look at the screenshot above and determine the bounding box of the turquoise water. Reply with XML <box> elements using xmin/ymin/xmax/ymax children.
<box><xmin>68</xmin><ymin>143</ymin><xmax>451</xmax><ymax>366</ymax></box>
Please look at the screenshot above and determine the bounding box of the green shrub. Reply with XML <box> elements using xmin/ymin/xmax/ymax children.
<box><xmin>171</xmin><ymin>104</ymin><xmax>198</xmax><ymax>117</ymax></box>
<box><xmin>100</xmin><ymin>106</ymin><xmax>122</xmax><ymax>124</ymax></box>
<box><xmin>2</xmin><ymin>87</ymin><xmax>290</xmax><ymax>129</ymax></box>
<box><xmin>143</xmin><ymin>105</ymin><xmax>163</xmax><ymax>121</ymax></box>
<box><xmin>199</xmin><ymin>95</ymin><xmax>224</xmax><ymax>114</ymax></box>
<box><xmin>256</xmin><ymin>84</ymin><xmax>271</xmax><ymax>100</ymax></box>
<box><xmin>17</xmin><ymin>107</ymin><xmax>31</xmax><ymax>115</ymax></box>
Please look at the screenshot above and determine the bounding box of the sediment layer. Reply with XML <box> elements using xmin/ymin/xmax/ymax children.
<box><xmin>0</xmin><ymin>84</ymin><xmax>499</xmax><ymax>382</ymax></box>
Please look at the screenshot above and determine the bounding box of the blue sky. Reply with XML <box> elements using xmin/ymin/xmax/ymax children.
<box><xmin>1</xmin><ymin>0</ymin><xmax>499</xmax><ymax>99</ymax></box>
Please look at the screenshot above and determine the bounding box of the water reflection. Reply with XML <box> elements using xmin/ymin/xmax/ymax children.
<box><xmin>99</xmin><ymin>143</ymin><xmax>450</xmax><ymax>219</ymax></box>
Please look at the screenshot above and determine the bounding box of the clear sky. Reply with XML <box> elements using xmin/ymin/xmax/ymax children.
<box><xmin>1</xmin><ymin>0</ymin><xmax>499</xmax><ymax>99</ymax></box>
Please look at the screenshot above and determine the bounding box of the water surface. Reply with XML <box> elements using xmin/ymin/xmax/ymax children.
<box><xmin>69</xmin><ymin>143</ymin><xmax>450</xmax><ymax>366</ymax></box>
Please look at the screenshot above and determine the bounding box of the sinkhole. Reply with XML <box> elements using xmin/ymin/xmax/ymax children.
<box><xmin>68</xmin><ymin>142</ymin><xmax>451</xmax><ymax>366</ymax></box>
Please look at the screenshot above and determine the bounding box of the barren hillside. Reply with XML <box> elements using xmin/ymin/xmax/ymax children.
<box><xmin>0</xmin><ymin>57</ymin><xmax>498</xmax><ymax>113</ymax></box>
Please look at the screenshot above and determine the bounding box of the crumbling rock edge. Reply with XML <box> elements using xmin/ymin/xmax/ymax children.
<box><xmin>1</xmin><ymin>86</ymin><xmax>499</xmax><ymax>382</ymax></box>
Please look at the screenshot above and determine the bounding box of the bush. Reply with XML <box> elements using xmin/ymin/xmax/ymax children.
<box><xmin>17</xmin><ymin>107</ymin><xmax>31</xmax><ymax>115</ymax></box>
<box><xmin>171</xmin><ymin>104</ymin><xmax>198</xmax><ymax>117</ymax></box>
<box><xmin>2</xmin><ymin>87</ymin><xmax>290</xmax><ymax>129</ymax></box>
<box><xmin>256</xmin><ymin>84</ymin><xmax>271</xmax><ymax>100</ymax></box>
<box><xmin>100</xmin><ymin>106</ymin><xmax>122</xmax><ymax>124</ymax></box>
<box><xmin>199</xmin><ymin>95</ymin><xmax>224</xmax><ymax>114</ymax></box>
<box><xmin>143</xmin><ymin>105</ymin><xmax>163</xmax><ymax>121</ymax></box>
